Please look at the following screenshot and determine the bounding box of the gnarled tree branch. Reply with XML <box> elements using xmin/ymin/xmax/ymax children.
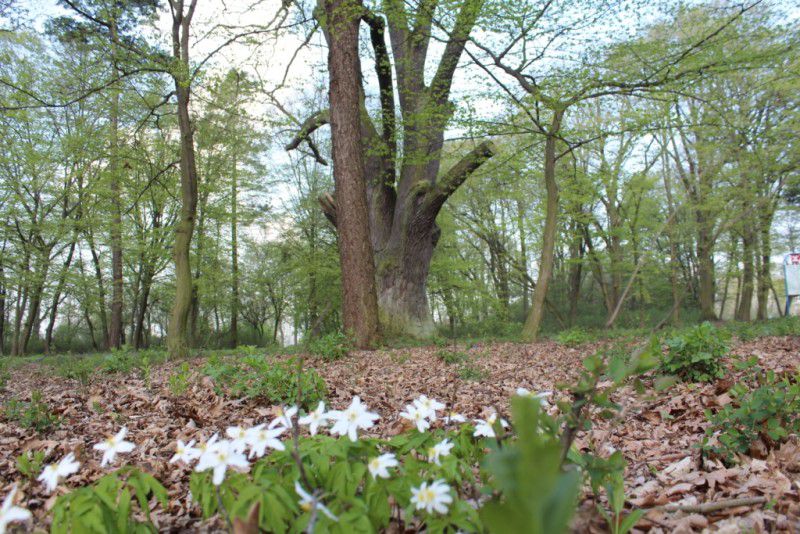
<box><xmin>285</xmin><ymin>109</ymin><xmax>330</xmax><ymax>165</ymax></box>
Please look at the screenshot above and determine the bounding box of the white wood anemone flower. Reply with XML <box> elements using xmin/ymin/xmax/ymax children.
<box><xmin>412</xmin><ymin>395</ymin><xmax>445</xmax><ymax>421</ymax></box>
<box><xmin>443</xmin><ymin>412</ymin><xmax>466</xmax><ymax>425</ymax></box>
<box><xmin>0</xmin><ymin>485</ymin><xmax>31</xmax><ymax>533</ymax></box>
<box><xmin>298</xmin><ymin>401</ymin><xmax>330</xmax><ymax>436</ymax></box>
<box><xmin>294</xmin><ymin>481</ymin><xmax>338</xmax><ymax>521</ymax></box>
<box><xmin>37</xmin><ymin>452</ymin><xmax>80</xmax><ymax>493</ymax></box>
<box><xmin>473</xmin><ymin>413</ymin><xmax>509</xmax><ymax>438</ymax></box>
<box><xmin>195</xmin><ymin>439</ymin><xmax>249</xmax><ymax>486</ymax></box>
<box><xmin>410</xmin><ymin>479</ymin><xmax>453</xmax><ymax>515</ymax></box>
<box><xmin>169</xmin><ymin>440</ymin><xmax>201</xmax><ymax>465</ymax></box>
<box><xmin>268</xmin><ymin>405</ymin><xmax>298</xmax><ymax>429</ymax></box>
<box><xmin>399</xmin><ymin>404</ymin><xmax>431</xmax><ymax>433</ymax></box>
<box><xmin>246</xmin><ymin>425</ymin><xmax>286</xmax><ymax>458</ymax></box>
<box><xmin>368</xmin><ymin>453</ymin><xmax>399</xmax><ymax>479</ymax></box>
<box><xmin>225</xmin><ymin>426</ymin><xmax>251</xmax><ymax>453</ymax></box>
<box><xmin>328</xmin><ymin>396</ymin><xmax>379</xmax><ymax>442</ymax></box>
<box><xmin>93</xmin><ymin>427</ymin><xmax>135</xmax><ymax>467</ymax></box>
<box><xmin>427</xmin><ymin>438</ymin><xmax>454</xmax><ymax>466</ymax></box>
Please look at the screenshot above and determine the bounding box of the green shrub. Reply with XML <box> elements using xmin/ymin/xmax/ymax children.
<box><xmin>436</xmin><ymin>348</ymin><xmax>468</xmax><ymax>365</ymax></box>
<box><xmin>555</xmin><ymin>327</ymin><xmax>593</xmax><ymax>347</ymax></box>
<box><xmin>16</xmin><ymin>450</ymin><xmax>45</xmax><ymax>481</ymax></box>
<box><xmin>202</xmin><ymin>355</ymin><xmax>327</xmax><ymax>408</ymax></box>
<box><xmin>307</xmin><ymin>331</ymin><xmax>351</xmax><ymax>361</ymax></box>
<box><xmin>704</xmin><ymin>359</ymin><xmax>800</xmax><ymax>463</ymax></box>
<box><xmin>101</xmin><ymin>351</ymin><xmax>137</xmax><ymax>374</ymax></box>
<box><xmin>661</xmin><ymin>322</ymin><xmax>729</xmax><ymax>382</ymax></box>
<box><xmin>56</xmin><ymin>357</ymin><xmax>95</xmax><ymax>386</ymax></box>
<box><xmin>52</xmin><ymin>467</ymin><xmax>167</xmax><ymax>533</ymax></box>
<box><xmin>0</xmin><ymin>360</ymin><xmax>9</xmax><ymax>390</ymax></box>
<box><xmin>457</xmin><ymin>363</ymin><xmax>487</xmax><ymax>382</ymax></box>
<box><xmin>4</xmin><ymin>390</ymin><xmax>60</xmax><ymax>432</ymax></box>
<box><xmin>167</xmin><ymin>362</ymin><xmax>192</xmax><ymax>397</ymax></box>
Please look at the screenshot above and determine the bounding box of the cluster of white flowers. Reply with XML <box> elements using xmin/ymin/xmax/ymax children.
<box><xmin>2</xmin><ymin>386</ymin><xmax>552</xmax><ymax>528</ymax></box>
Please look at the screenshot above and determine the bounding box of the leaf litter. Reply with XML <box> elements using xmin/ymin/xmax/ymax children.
<box><xmin>0</xmin><ymin>335</ymin><xmax>797</xmax><ymax>532</ymax></box>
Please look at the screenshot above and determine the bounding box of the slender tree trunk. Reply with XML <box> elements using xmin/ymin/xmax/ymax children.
<box><xmin>523</xmin><ymin>110</ymin><xmax>563</xmax><ymax>341</ymax></box>
<box><xmin>324</xmin><ymin>0</ymin><xmax>381</xmax><ymax>348</ymax></box>
<box><xmin>230</xmin><ymin>157</ymin><xmax>239</xmax><ymax>348</ymax></box>
<box><xmin>697</xmin><ymin>217</ymin><xmax>717</xmax><ymax>320</ymax></box>
<box><xmin>516</xmin><ymin>200</ymin><xmax>529</xmax><ymax>318</ymax></box>
<box><xmin>736</xmin><ymin>229</ymin><xmax>754</xmax><ymax>321</ymax></box>
<box><xmin>108</xmin><ymin>23</ymin><xmax>124</xmax><ymax>350</ymax></box>
<box><xmin>756</xmin><ymin>207</ymin><xmax>774</xmax><ymax>320</ymax></box>
<box><xmin>0</xmin><ymin>257</ymin><xmax>5</xmax><ymax>355</ymax></box>
<box><xmin>44</xmin><ymin>241</ymin><xmax>77</xmax><ymax>353</ymax></box>
<box><xmin>87</xmin><ymin>233</ymin><xmax>110</xmax><ymax>349</ymax></box>
<box><xmin>167</xmin><ymin>0</ymin><xmax>200</xmax><ymax>359</ymax></box>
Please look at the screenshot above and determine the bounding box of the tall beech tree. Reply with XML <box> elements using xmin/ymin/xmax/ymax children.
<box><xmin>288</xmin><ymin>0</ymin><xmax>494</xmax><ymax>337</ymax></box>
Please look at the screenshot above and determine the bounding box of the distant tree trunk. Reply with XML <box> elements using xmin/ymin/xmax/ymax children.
<box><xmin>661</xmin><ymin>150</ymin><xmax>681</xmax><ymax>324</ymax></box>
<box><xmin>167</xmin><ymin>0</ymin><xmax>200</xmax><ymax>359</ymax></box>
<box><xmin>756</xmin><ymin>206</ymin><xmax>774</xmax><ymax>320</ymax></box>
<box><xmin>0</xmin><ymin>249</ymin><xmax>5</xmax><ymax>355</ymax></box>
<box><xmin>230</xmin><ymin>157</ymin><xmax>239</xmax><ymax>348</ymax></box>
<box><xmin>324</xmin><ymin>0</ymin><xmax>381</xmax><ymax>348</ymax></box>
<box><xmin>566</xmin><ymin>223</ymin><xmax>584</xmax><ymax>326</ymax></box>
<box><xmin>87</xmin><ymin>232</ymin><xmax>110</xmax><ymax>349</ymax></box>
<box><xmin>697</xmin><ymin>219</ymin><xmax>717</xmax><ymax>320</ymax></box>
<box><xmin>44</xmin><ymin>241</ymin><xmax>77</xmax><ymax>354</ymax></box>
<box><xmin>108</xmin><ymin>20</ymin><xmax>124</xmax><ymax>350</ymax></box>
<box><xmin>516</xmin><ymin>200</ymin><xmax>529</xmax><ymax>317</ymax></box>
<box><xmin>21</xmin><ymin>252</ymin><xmax>50</xmax><ymax>354</ymax></box>
<box><xmin>736</xmin><ymin>228</ymin><xmax>754</xmax><ymax>321</ymax></box>
<box><xmin>523</xmin><ymin>109</ymin><xmax>563</xmax><ymax>341</ymax></box>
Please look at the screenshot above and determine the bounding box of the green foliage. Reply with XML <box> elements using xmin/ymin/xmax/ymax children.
<box><xmin>16</xmin><ymin>450</ymin><xmax>45</xmax><ymax>481</ymax></box>
<box><xmin>661</xmin><ymin>322</ymin><xmax>729</xmax><ymax>382</ymax></box>
<box><xmin>56</xmin><ymin>357</ymin><xmax>95</xmax><ymax>386</ymax></box>
<box><xmin>3</xmin><ymin>390</ymin><xmax>60</xmax><ymax>432</ymax></box>
<box><xmin>457</xmin><ymin>363</ymin><xmax>487</xmax><ymax>381</ymax></box>
<box><xmin>51</xmin><ymin>467</ymin><xmax>168</xmax><ymax>534</ymax></box>
<box><xmin>167</xmin><ymin>362</ymin><xmax>192</xmax><ymax>397</ymax></box>
<box><xmin>595</xmin><ymin>464</ymin><xmax>644</xmax><ymax>534</ymax></box>
<box><xmin>190</xmin><ymin>425</ymin><xmax>484</xmax><ymax>534</ymax></box>
<box><xmin>721</xmin><ymin>316</ymin><xmax>800</xmax><ymax>341</ymax></box>
<box><xmin>703</xmin><ymin>358</ymin><xmax>800</xmax><ymax>463</ymax></box>
<box><xmin>481</xmin><ymin>398</ymin><xmax>582</xmax><ymax>534</ymax></box>
<box><xmin>202</xmin><ymin>354</ymin><xmax>327</xmax><ymax>408</ymax></box>
<box><xmin>102</xmin><ymin>352</ymin><xmax>139</xmax><ymax>374</ymax></box>
<box><xmin>0</xmin><ymin>360</ymin><xmax>9</xmax><ymax>390</ymax></box>
<box><xmin>307</xmin><ymin>331</ymin><xmax>351</xmax><ymax>361</ymax></box>
<box><xmin>555</xmin><ymin>327</ymin><xmax>593</xmax><ymax>347</ymax></box>
<box><xmin>436</xmin><ymin>348</ymin><xmax>468</xmax><ymax>365</ymax></box>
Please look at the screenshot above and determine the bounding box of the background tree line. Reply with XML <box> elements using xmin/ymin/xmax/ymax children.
<box><xmin>0</xmin><ymin>0</ymin><xmax>797</xmax><ymax>355</ymax></box>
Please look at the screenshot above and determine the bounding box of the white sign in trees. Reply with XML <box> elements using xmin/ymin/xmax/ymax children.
<box><xmin>784</xmin><ymin>253</ymin><xmax>800</xmax><ymax>315</ymax></box>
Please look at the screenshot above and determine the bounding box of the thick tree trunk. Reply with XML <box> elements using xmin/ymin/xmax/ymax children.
<box><xmin>523</xmin><ymin>110</ymin><xmax>563</xmax><ymax>341</ymax></box>
<box><xmin>325</xmin><ymin>0</ymin><xmax>381</xmax><ymax>347</ymax></box>
<box><xmin>292</xmin><ymin>0</ymin><xmax>490</xmax><ymax>339</ymax></box>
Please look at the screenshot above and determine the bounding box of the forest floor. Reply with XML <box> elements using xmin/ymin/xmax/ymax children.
<box><xmin>1</xmin><ymin>334</ymin><xmax>799</xmax><ymax>533</ymax></box>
